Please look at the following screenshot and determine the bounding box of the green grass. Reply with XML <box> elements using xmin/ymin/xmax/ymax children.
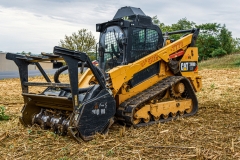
<box><xmin>199</xmin><ymin>53</ymin><xmax>240</xmax><ymax>70</ymax></box>
<box><xmin>0</xmin><ymin>106</ymin><xmax>9</xmax><ymax>121</ymax></box>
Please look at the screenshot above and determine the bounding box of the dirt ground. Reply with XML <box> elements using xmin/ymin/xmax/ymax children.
<box><xmin>0</xmin><ymin>69</ymin><xmax>240</xmax><ymax>160</ymax></box>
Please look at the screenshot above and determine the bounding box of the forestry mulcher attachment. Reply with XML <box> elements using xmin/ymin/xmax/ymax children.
<box><xmin>6</xmin><ymin>6</ymin><xmax>202</xmax><ymax>141</ymax></box>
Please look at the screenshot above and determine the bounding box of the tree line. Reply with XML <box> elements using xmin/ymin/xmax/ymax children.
<box><xmin>59</xmin><ymin>29</ymin><xmax>96</xmax><ymax>60</ymax></box>
<box><xmin>153</xmin><ymin>16</ymin><xmax>240</xmax><ymax>61</ymax></box>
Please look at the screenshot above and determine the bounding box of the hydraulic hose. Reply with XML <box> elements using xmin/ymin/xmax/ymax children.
<box><xmin>54</xmin><ymin>62</ymin><xmax>88</xmax><ymax>83</ymax></box>
<box><xmin>61</xmin><ymin>87</ymin><xmax>93</xmax><ymax>94</ymax></box>
<box><xmin>53</xmin><ymin>62</ymin><xmax>106</xmax><ymax>93</ymax></box>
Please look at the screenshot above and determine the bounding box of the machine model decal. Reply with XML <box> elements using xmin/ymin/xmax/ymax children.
<box><xmin>140</xmin><ymin>54</ymin><xmax>159</xmax><ymax>67</ymax></box>
<box><xmin>92</xmin><ymin>102</ymin><xmax>107</xmax><ymax>115</ymax></box>
<box><xmin>171</xmin><ymin>41</ymin><xmax>183</xmax><ymax>52</ymax></box>
<box><xmin>180</xmin><ymin>61</ymin><xmax>197</xmax><ymax>72</ymax></box>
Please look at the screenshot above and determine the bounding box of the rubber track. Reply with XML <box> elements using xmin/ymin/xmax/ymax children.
<box><xmin>115</xmin><ymin>76</ymin><xmax>198</xmax><ymax>127</ymax></box>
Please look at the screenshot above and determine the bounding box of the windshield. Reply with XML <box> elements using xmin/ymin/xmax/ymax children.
<box><xmin>99</xmin><ymin>26</ymin><xmax>124</xmax><ymax>72</ymax></box>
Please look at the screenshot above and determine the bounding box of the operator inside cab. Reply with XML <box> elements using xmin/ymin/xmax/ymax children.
<box><xmin>99</xmin><ymin>26</ymin><xmax>124</xmax><ymax>71</ymax></box>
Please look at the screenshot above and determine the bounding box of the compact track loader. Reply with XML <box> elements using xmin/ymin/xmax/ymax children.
<box><xmin>6</xmin><ymin>6</ymin><xmax>202</xmax><ymax>141</ymax></box>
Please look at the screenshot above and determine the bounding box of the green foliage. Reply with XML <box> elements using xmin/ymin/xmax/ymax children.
<box><xmin>232</xmin><ymin>38</ymin><xmax>240</xmax><ymax>53</ymax></box>
<box><xmin>87</xmin><ymin>51</ymin><xmax>97</xmax><ymax>61</ymax></box>
<box><xmin>154</xmin><ymin>17</ymin><xmax>196</xmax><ymax>40</ymax></box>
<box><xmin>211</xmin><ymin>48</ymin><xmax>227</xmax><ymax>57</ymax></box>
<box><xmin>152</xmin><ymin>15</ymin><xmax>160</xmax><ymax>25</ymax></box>
<box><xmin>197</xmin><ymin>35</ymin><xmax>221</xmax><ymax>60</ymax></box>
<box><xmin>21</xmin><ymin>51</ymin><xmax>31</xmax><ymax>55</ymax></box>
<box><xmin>195</xmin><ymin>23</ymin><xmax>221</xmax><ymax>60</ymax></box>
<box><xmin>27</xmin><ymin>129</ymin><xmax>32</xmax><ymax>134</ymax></box>
<box><xmin>58</xmin><ymin>157</ymin><xmax>70</xmax><ymax>160</ymax></box>
<box><xmin>59</xmin><ymin>29</ymin><xmax>96</xmax><ymax>59</ymax></box>
<box><xmin>152</xmin><ymin>15</ymin><xmax>172</xmax><ymax>33</ymax></box>
<box><xmin>152</xmin><ymin>16</ymin><xmax>239</xmax><ymax>60</ymax></box>
<box><xmin>198</xmin><ymin>54</ymin><xmax>240</xmax><ymax>69</ymax></box>
<box><xmin>169</xmin><ymin>18</ymin><xmax>195</xmax><ymax>40</ymax></box>
<box><xmin>233</xmin><ymin>58</ymin><xmax>240</xmax><ymax>67</ymax></box>
<box><xmin>106</xmin><ymin>149</ymin><xmax>115</xmax><ymax>156</ymax></box>
<box><xmin>218</xmin><ymin>24</ymin><xmax>233</xmax><ymax>54</ymax></box>
<box><xmin>197</xmin><ymin>23</ymin><xmax>235</xmax><ymax>60</ymax></box>
<box><xmin>210</xmin><ymin>83</ymin><xmax>215</xmax><ymax>89</ymax></box>
<box><xmin>196</xmin><ymin>23</ymin><xmax>221</xmax><ymax>35</ymax></box>
<box><xmin>0</xmin><ymin>106</ymin><xmax>9</xmax><ymax>121</ymax></box>
<box><xmin>171</xmin><ymin>18</ymin><xmax>196</xmax><ymax>30</ymax></box>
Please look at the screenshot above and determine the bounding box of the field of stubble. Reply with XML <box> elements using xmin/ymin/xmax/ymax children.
<box><xmin>0</xmin><ymin>68</ymin><xmax>240</xmax><ymax>160</ymax></box>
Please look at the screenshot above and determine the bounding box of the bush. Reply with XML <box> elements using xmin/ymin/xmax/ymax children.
<box><xmin>0</xmin><ymin>106</ymin><xmax>9</xmax><ymax>121</ymax></box>
<box><xmin>211</xmin><ymin>48</ymin><xmax>227</xmax><ymax>58</ymax></box>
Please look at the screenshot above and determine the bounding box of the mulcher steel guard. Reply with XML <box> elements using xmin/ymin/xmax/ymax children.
<box><xmin>6</xmin><ymin>46</ymin><xmax>116</xmax><ymax>141</ymax></box>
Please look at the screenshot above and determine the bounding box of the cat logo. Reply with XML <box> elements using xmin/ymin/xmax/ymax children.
<box><xmin>180</xmin><ymin>62</ymin><xmax>189</xmax><ymax>71</ymax></box>
<box><xmin>180</xmin><ymin>62</ymin><xmax>197</xmax><ymax>72</ymax></box>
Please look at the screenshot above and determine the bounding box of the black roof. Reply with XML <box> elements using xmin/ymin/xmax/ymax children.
<box><xmin>113</xmin><ymin>6</ymin><xmax>146</xmax><ymax>20</ymax></box>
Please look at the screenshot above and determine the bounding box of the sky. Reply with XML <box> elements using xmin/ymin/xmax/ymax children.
<box><xmin>0</xmin><ymin>0</ymin><xmax>240</xmax><ymax>54</ymax></box>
